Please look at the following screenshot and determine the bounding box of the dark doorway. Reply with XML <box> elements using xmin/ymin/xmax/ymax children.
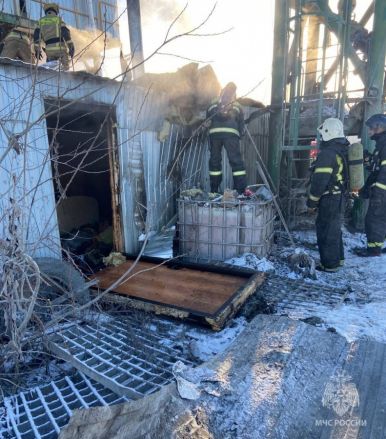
<box><xmin>45</xmin><ymin>100</ymin><xmax>121</xmax><ymax>271</ymax></box>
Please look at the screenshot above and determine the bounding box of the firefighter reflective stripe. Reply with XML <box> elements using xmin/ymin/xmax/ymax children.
<box><xmin>209</xmin><ymin>127</ymin><xmax>240</xmax><ymax>136</ymax></box>
<box><xmin>368</xmin><ymin>242</ymin><xmax>383</xmax><ymax>248</ymax></box>
<box><xmin>323</xmin><ymin>190</ymin><xmax>341</xmax><ymax>195</ymax></box>
<box><xmin>336</xmin><ymin>155</ymin><xmax>344</xmax><ymax>183</ymax></box>
<box><xmin>320</xmin><ymin>265</ymin><xmax>340</xmax><ymax>272</ymax></box>
<box><xmin>309</xmin><ymin>194</ymin><xmax>320</xmax><ymax>201</ymax></box>
<box><xmin>209</xmin><ymin>170</ymin><xmax>222</xmax><ymax>176</ymax></box>
<box><xmin>373</xmin><ymin>182</ymin><xmax>386</xmax><ymax>190</ymax></box>
<box><xmin>233</xmin><ymin>170</ymin><xmax>246</xmax><ymax>176</ymax></box>
<box><xmin>207</xmin><ymin>104</ymin><xmax>217</xmax><ymax>112</ymax></box>
<box><xmin>381</xmin><ymin>160</ymin><xmax>386</xmax><ymax>166</ymax></box>
<box><xmin>314</xmin><ymin>167</ymin><xmax>333</xmax><ymax>174</ymax></box>
<box><xmin>45</xmin><ymin>44</ymin><xmax>64</xmax><ymax>51</ymax></box>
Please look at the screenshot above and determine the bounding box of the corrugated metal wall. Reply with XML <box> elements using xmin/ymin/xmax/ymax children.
<box><xmin>0</xmin><ymin>61</ymin><xmax>271</xmax><ymax>258</ymax></box>
<box><xmin>140</xmin><ymin>112</ymin><xmax>271</xmax><ymax>234</ymax></box>
<box><xmin>141</xmin><ymin>126</ymin><xmax>209</xmax><ymax>234</ymax></box>
<box><xmin>241</xmin><ymin>111</ymin><xmax>270</xmax><ymax>185</ymax></box>
<box><xmin>0</xmin><ymin>61</ymin><xmax>166</xmax><ymax>257</ymax></box>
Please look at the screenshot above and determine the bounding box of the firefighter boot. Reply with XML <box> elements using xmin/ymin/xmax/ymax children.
<box><xmin>210</xmin><ymin>175</ymin><xmax>222</xmax><ymax>193</ymax></box>
<box><xmin>233</xmin><ymin>174</ymin><xmax>247</xmax><ymax>194</ymax></box>
<box><xmin>354</xmin><ymin>247</ymin><xmax>382</xmax><ymax>257</ymax></box>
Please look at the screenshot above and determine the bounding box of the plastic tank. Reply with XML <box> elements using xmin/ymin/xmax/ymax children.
<box><xmin>178</xmin><ymin>198</ymin><xmax>274</xmax><ymax>262</ymax></box>
<box><xmin>240</xmin><ymin>202</ymin><xmax>274</xmax><ymax>257</ymax></box>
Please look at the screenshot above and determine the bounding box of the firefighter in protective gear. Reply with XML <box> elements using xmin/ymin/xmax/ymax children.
<box><xmin>206</xmin><ymin>82</ymin><xmax>247</xmax><ymax>193</ymax></box>
<box><xmin>307</xmin><ymin>118</ymin><xmax>349</xmax><ymax>272</ymax></box>
<box><xmin>356</xmin><ymin>114</ymin><xmax>386</xmax><ymax>257</ymax></box>
<box><xmin>33</xmin><ymin>3</ymin><xmax>75</xmax><ymax>70</ymax></box>
<box><xmin>0</xmin><ymin>28</ymin><xmax>34</xmax><ymax>63</ymax></box>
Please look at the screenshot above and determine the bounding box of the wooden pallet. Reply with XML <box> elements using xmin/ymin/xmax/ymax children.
<box><xmin>91</xmin><ymin>259</ymin><xmax>266</xmax><ymax>330</ymax></box>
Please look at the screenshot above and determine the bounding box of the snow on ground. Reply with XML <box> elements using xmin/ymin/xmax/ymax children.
<box><xmin>226</xmin><ymin>227</ymin><xmax>386</xmax><ymax>345</ymax></box>
<box><xmin>158</xmin><ymin>316</ymin><xmax>248</xmax><ymax>363</ymax></box>
<box><xmin>225</xmin><ymin>254</ymin><xmax>275</xmax><ymax>272</ymax></box>
<box><xmin>186</xmin><ymin>318</ymin><xmax>248</xmax><ymax>362</ymax></box>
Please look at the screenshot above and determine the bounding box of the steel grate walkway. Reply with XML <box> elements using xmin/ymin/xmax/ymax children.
<box><xmin>1</xmin><ymin>315</ymin><xmax>199</xmax><ymax>438</ymax></box>
<box><xmin>259</xmin><ymin>274</ymin><xmax>349</xmax><ymax>318</ymax></box>
<box><xmin>0</xmin><ymin>372</ymin><xmax>128</xmax><ymax>439</ymax></box>
<box><xmin>48</xmin><ymin>316</ymin><xmax>198</xmax><ymax>399</ymax></box>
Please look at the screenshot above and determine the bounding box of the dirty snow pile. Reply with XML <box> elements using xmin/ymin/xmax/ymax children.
<box><xmin>225</xmin><ymin>253</ymin><xmax>275</xmax><ymax>272</ymax></box>
<box><xmin>225</xmin><ymin>227</ymin><xmax>386</xmax><ymax>345</ymax></box>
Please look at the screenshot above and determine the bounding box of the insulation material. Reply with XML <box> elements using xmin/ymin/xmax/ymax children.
<box><xmin>133</xmin><ymin>63</ymin><xmax>221</xmax><ymax>127</ymax></box>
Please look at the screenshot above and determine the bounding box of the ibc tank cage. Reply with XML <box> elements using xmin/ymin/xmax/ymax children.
<box><xmin>177</xmin><ymin>194</ymin><xmax>275</xmax><ymax>263</ymax></box>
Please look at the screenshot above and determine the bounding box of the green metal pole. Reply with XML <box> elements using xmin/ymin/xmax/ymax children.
<box><xmin>268</xmin><ymin>0</ymin><xmax>288</xmax><ymax>190</ymax></box>
<box><xmin>352</xmin><ymin>0</ymin><xmax>386</xmax><ymax>231</ymax></box>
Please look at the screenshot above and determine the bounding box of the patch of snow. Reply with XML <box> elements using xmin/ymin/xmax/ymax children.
<box><xmin>225</xmin><ymin>254</ymin><xmax>275</xmax><ymax>272</ymax></box>
<box><xmin>187</xmin><ymin>318</ymin><xmax>248</xmax><ymax>362</ymax></box>
<box><xmin>279</xmin><ymin>227</ymin><xmax>386</xmax><ymax>343</ymax></box>
<box><xmin>315</xmin><ymin>301</ymin><xmax>386</xmax><ymax>343</ymax></box>
<box><xmin>219</xmin><ymin>227</ymin><xmax>386</xmax><ymax>345</ymax></box>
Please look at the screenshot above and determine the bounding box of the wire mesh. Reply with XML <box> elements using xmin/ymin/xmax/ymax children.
<box><xmin>177</xmin><ymin>197</ymin><xmax>275</xmax><ymax>262</ymax></box>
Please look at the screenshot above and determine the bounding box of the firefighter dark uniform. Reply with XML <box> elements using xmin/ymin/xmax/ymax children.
<box><xmin>307</xmin><ymin>138</ymin><xmax>349</xmax><ymax>271</ymax></box>
<box><xmin>206</xmin><ymin>89</ymin><xmax>246</xmax><ymax>193</ymax></box>
<box><xmin>1</xmin><ymin>30</ymin><xmax>34</xmax><ymax>63</ymax></box>
<box><xmin>33</xmin><ymin>4</ymin><xmax>74</xmax><ymax>70</ymax></box>
<box><xmin>361</xmin><ymin>131</ymin><xmax>386</xmax><ymax>255</ymax></box>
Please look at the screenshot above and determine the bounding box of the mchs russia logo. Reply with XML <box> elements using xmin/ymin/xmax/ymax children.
<box><xmin>322</xmin><ymin>370</ymin><xmax>360</xmax><ymax>417</ymax></box>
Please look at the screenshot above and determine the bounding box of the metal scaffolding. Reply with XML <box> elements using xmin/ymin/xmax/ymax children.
<box><xmin>269</xmin><ymin>0</ymin><xmax>386</xmax><ymax>228</ymax></box>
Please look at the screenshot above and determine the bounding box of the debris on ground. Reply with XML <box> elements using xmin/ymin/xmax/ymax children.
<box><xmin>102</xmin><ymin>252</ymin><xmax>126</xmax><ymax>267</ymax></box>
<box><xmin>58</xmin><ymin>315</ymin><xmax>386</xmax><ymax>439</ymax></box>
<box><xmin>2</xmin><ymin>225</ymin><xmax>386</xmax><ymax>438</ymax></box>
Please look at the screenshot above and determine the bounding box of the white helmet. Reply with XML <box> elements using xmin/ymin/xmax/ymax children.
<box><xmin>317</xmin><ymin>118</ymin><xmax>345</xmax><ymax>141</ymax></box>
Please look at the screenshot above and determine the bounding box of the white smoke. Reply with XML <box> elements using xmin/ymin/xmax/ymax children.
<box><xmin>69</xmin><ymin>26</ymin><xmax>123</xmax><ymax>75</ymax></box>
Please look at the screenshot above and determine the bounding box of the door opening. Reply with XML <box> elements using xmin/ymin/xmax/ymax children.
<box><xmin>45</xmin><ymin>100</ymin><xmax>122</xmax><ymax>272</ymax></box>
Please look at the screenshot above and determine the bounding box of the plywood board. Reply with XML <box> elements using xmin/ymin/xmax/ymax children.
<box><xmin>92</xmin><ymin>260</ymin><xmax>265</xmax><ymax>329</ymax></box>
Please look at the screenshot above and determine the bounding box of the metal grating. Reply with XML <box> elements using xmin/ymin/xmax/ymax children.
<box><xmin>259</xmin><ymin>275</ymin><xmax>349</xmax><ymax>318</ymax></box>
<box><xmin>0</xmin><ymin>372</ymin><xmax>128</xmax><ymax>439</ymax></box>
<box><xmin>48</xmin><ymin>317</ymin><xmax>198</xmax><ymax>399</ymax></box>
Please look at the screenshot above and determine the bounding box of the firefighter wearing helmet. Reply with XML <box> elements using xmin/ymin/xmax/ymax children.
<box><xmin>307</xmin><ymin>118</ymin><xmax>349</xmax><ymax>272</ymax></box>
<box><xmin>33</xmin><ymin>3</ymin><xmax>75</xmax><ymax>70</ymax></box>
<box><xmin>206</xmin><ymin>82</ymin><xmax>247</xmax><ymax>194</ymax></box>
<box><xmin>355</xmin><ymin>114</ymin><xmax>386</xmax><ymax>256</ymax></box>
<box><xmin>0</xmin><ymin>3</ymin><xmax>34</xmax><ymax>63</ymax></box>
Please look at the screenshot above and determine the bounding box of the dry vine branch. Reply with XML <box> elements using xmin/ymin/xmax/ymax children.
<box><xmin>0</xmin><ymin>2</ymin><xmax>232</xmax><ymax>386</ymax></box>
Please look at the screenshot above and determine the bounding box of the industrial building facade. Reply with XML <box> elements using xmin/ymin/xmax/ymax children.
<box><xmin>0</xmin><ymin>60</ymin><xmax>268</xmax><ymax>260</ymax></box>
<box><xmin>0</xmin><ymin>59</ymin><xmax>168</xmax><ymax>257</ymax></box>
